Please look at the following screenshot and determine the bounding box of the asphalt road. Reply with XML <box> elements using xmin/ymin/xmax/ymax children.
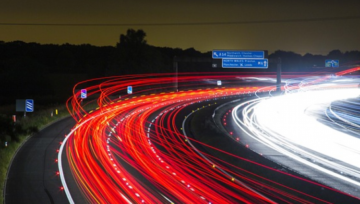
<box><xmin>5</xmin><ymin>94</ymin><xmax>359</xmax><ymax>203</ymax></box>
<box><xmin>210</xmin><ymin>96</ymin><xmax>360</xmax><ymax>203</ymax></box>
<box><xmin>4</xmin><ymin>116</ymin><xmax>83</xmax><ymax>204</ymax></box>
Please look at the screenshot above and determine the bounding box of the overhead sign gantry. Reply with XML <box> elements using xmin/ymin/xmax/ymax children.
<box><xmin>212</xmin><ymin>50</ymin><xmax>268</xmax><ymax>69</ymax></box>
<box><xmin>212</xmin><ymin>50</ymin><xmax>265</xmax><ymax>59</ymax></box>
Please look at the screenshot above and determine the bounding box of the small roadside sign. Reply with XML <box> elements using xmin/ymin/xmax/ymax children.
<box><xmin>127</xmin><ymin>86</ymin><xmax>133</xmax><ymax>94</ymax></box>
<box><xmin>81</xmin><ymin>89</ymin><xmax>87</xmax><ymax>99</ymax></box>
<box><xmin>325</xmin><ymin>60</ymin><xmax>339</xmax><ymax>67</ymax></box>
<box><xmin>25</xmin><ymin>99</ymin><xmax>34</xmax><ymax>112</ymax></box>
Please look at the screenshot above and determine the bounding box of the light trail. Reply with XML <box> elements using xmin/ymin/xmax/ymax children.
<box><xmin>232</xmin><ymin>70</ymin><xmax>360</xmax><ymax>197</ymax></box>
<box><xmin>58</xmin><ymin>71</ymin><xmax>360</xmax><ymax>203</ymax></box>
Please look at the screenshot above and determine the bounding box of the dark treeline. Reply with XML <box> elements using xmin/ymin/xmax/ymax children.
<box><xmin>1</xmin><ymin>29</ymin><xmax>360</xmax><ymax>105</ymax></box>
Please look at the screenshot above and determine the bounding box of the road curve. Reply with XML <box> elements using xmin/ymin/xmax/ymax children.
<box><xmin>4</xmin><ymin>116</ymin><xmax>85</xmax><ymax>204</ymax></box>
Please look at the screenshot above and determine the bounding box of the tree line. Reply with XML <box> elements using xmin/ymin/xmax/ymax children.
<box><xmin>1</xmin><ymin>29</ymin><xmax>360</xmax><ymax>105</ymax></box>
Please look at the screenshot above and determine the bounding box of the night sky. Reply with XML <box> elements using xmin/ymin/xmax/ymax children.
<box><xmin>1</xmin><ymin>0</ymin><xmax>360</xmax><ymax>54</ymax></box>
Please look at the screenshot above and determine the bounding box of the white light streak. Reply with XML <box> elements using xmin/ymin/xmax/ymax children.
<box><xmin>233</xmin><ymin>84</ymin><xmax>360</xmax><ymax>187</ymax></box>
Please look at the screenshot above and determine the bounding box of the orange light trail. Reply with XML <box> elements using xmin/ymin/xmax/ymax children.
<box><xmin>58</xmin><ymin>71</ymin><xmax>360</xmax><ymax>203</ymax></box>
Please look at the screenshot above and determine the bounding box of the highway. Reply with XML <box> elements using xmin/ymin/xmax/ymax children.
<box><xmin>62</xmin><ymin>80</ymin><xmax>277</xmax><ymax>203</ymax></box>
<box><xmin>6</xmin><ymin>70</ymin><xmax>360</xmax><ymax>203</ymax></box>
<box><xmin>60</xmin><ymin>71</ymin><xmax>360</xmax><ymax>203</ymax></box>
<box><xmin>228</xmin><ymin>75</ymin><xmax>360</xmax><ymax>199</ymax></box>
<box><xmin>4</xmin><ymin>117</ymin><xmax>86</xmax><ymax>203</ymax></box>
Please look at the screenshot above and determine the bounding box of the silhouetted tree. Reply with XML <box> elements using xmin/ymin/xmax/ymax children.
<box><xmin>2</xmin><ymin>36</ymin><xmax>360</xmax><ymax>106</ymax></box>
<box><xmin>327</xmin><ymin>50</ymin><xmax>343</xmax><ymax>59</ymax></box>
<box><xmin>113</xmin><ymin>29</ymin><xmax>171</xmax><ymax>74</ymax></box>
<box><xmin>117</xmin><ymin>29</ymin><xmax>147</xmax><ymax>47</ymax></box>
<box><xmin>344</xmin><ymin>51</ymin><xmax>360</xmax><ymax>64</ymax></box>
<box><xmin>269</xmin><ymin>50</ymin><xmax>302</xmax><ymax>71</ymax></box>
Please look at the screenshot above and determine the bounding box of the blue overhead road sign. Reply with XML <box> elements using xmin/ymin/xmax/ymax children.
<box><xmin>212</xmin><ymin>50</ymin><xmax>264</xmax><ymax>59</ymax></box>
<box><xmin>222</xmin><ymin>59</ymin><xmax>268</xmax><ymax>68</ymax></box>
<box><xmin>325</xmin><ymin>59</ymin><xmax>339</xmax><ymax>67</ymax></box>
<box><xmin>25</xmin><ymin>99</ymin><xmax>34</xmax><ymax>112</ymax></box>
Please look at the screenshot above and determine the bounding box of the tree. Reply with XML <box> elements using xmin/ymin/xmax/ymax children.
<box><xmin>117</xmin><ymin>29</ymin><xmax>147</xmax><ymax>47</ymax></box>
<box><xmin>327</xmin><ymin>50</ymin><xmax>343</xmax><ymax>58</ymax></box>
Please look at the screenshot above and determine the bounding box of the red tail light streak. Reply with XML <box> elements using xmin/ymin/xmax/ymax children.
<box><xmin>57</xmin><ymin>71</ymin><xmax>360</xmax><ymax>203</ymax></box>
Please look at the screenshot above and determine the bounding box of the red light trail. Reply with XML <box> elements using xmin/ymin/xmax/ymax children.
<box><xmin>58</xmin><ymin>71</ymin><xmax>360</xmax><ymax>203</ymax></box>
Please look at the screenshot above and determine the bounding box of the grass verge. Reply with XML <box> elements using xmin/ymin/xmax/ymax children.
<box><xmin>0</xmin><ymin>105</ymin><xmax>70</xmax><ymax>204</ymax></box>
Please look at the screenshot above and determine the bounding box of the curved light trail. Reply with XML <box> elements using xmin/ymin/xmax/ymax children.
<box><xmin>232</xmin><ymin>69</ymin><xmax>360</xmax><ymax>198</ymax></box>
<box><xmin>57</xmin><ymin>71</ymin><xmax>360</xmax><ymax>203</ymax></box>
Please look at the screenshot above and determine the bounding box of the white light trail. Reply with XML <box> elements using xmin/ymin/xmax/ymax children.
<box><xmin>232</xmin><ymin>83</ymin><xmax>360</xmax><ymax>187</ymax></box>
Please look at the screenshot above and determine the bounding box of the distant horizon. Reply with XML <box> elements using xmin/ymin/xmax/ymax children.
<box><xmin>1</xmin><ymin>1</ymin><xmax>360</xmax><ymax>58</ymax></box>
<box><xmin>1</xmin><ymin>39</ymin><xmax>357</xmax><ymax>56</ymax></box>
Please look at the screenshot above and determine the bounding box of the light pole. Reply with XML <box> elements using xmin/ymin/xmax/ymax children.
<box><xmin>276</xmin><ymin>57</ymin><xmax>282</xmax><ymax>93</ymax></box>
<box><xmin>174</xmin><ymin>56</ymin><xmax>178</xmax><ymax>92</ymax></box>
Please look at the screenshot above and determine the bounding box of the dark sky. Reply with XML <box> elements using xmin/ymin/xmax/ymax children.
<box><xmin>1</xmin><ymin>0</ymin><xmax>360</xmax><ymax>54</ymax></box>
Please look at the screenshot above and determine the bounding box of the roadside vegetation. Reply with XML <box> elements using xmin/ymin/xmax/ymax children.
<box><xmin>0</xmin><ymin>105</ymin><xmax>69</xmax><ymax>203</ymax></box>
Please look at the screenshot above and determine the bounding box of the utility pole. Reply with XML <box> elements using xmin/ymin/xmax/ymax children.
<box><xmin>172</xmin><ymin>56</ymin><xmax>213</xmax><ymax>92</ymax></box>
<box><xmin>276</xmin><ymin>57</ymin><xmax>282</xmax><ymax>93</ymax></box>
<box><xmin>173</xmin><ymin>56</ymin><xmax>178</xmax><ymax>92</ymax></box>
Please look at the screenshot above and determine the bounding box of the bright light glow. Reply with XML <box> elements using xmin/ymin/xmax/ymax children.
<box><xmin>256</xmin><ymin>88</ymin><xmax>360</xmax><ymax>168</ymax></box>
<box><xmin>233</xmin><ymin>85</ymin><xmax>360</xmax><ymax>187</ymax></box>
<box><xmin>59</xmin><ymin>72</ymin><xmax>360</xmax><ymax>203</ymax></box>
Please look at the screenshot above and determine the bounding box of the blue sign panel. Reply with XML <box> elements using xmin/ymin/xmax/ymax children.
<box><xmin>212</xmin><ymin>50</ymin><xmax>264</xmax><ymax>59</ymax></box>
<box><xmin>325</xmin><ymin>59</ymin><xmax>339</xmax><ymax>67</ymax></box>
<box><xmin>81</xmin><ymin>89</ymin><xmax>87</xmax><ymax>99</ymax></box>
<box><xmin>222</xmin><ymin>59</ymin><xmax>268</xmax><ymax>68</ymax></box>
<box><xmin>25</xmin><ymin>99</ymin><xmax>34</xmax><ymax>112</ymax></box>
<box><xmin>127</xmin><ymin>86</ymin><xmax>132</xmax><ymax>94</ymax></box>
